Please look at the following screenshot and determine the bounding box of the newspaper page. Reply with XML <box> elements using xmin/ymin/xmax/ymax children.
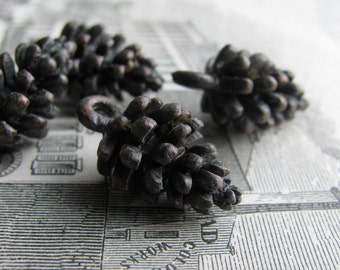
<box><xmin>0</xmin><ymin>0</ymin><xmax>339</xmax><ymax>269</ymax></box>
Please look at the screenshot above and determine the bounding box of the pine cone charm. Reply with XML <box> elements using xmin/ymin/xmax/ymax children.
<box><xmin>77</xmin><ymin>95</ymin><xmax>242</xmax><ymax>214</ymax></box>
<box><xmin>0</xmin><ymin>52</ymin><xmax>59</xmax><ymax>150</ymax></box>
<box><xmin>60</xmin><ymin>21</ymin><xmax>164</xmax><ymax>101</ymax></box>
<box><xmin>172</xmin><ymin>44</ymin><xmax>308</xmax><ymax>133</ymax></box>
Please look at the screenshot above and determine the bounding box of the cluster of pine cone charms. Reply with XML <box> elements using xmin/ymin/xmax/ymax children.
<box><xmin>172</xmin><ymin>44</ymin><xmax>308</xmax><ymax>133</ymax></box>
<box><xmin>1</xmin><ymin>21</ymin><xmax>164</xmax><ymax>150</ymax></box>
<box><xmin>77</xmin><ymin>95</ymin><xmax>242</xmax><ymax>214</ymax></box>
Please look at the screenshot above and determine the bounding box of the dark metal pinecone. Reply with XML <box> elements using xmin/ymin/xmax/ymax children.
<box><xmin>172</xmin><ymin>44</ymin><xmax>308</xmax><ymax>133</ymax></box>
<box><xmin>60</xmin><ymin>21</ymin><xmax>164</xmax><ymax>101</ymax></box>
<box><xmin>77</xmin><ymin>95</ymin><xmax>242</xmax><ymax>214</ymax></box>
<box><xmin>0</xmin><ymin>51</ymin><xmax>59</xmax><ymax>150</ymax></box>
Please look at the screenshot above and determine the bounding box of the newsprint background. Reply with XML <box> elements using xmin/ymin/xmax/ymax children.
<box><xmin>0</xmin><ymin>0</ymin><xmax>339</xmax><ymax>269</ymax></box>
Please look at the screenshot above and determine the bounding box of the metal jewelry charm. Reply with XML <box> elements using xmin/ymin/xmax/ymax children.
<box><xmin>77</xmin><ymin>95</ymin><xmax>242</xmax><ymax>214</ymax></box>
<box><xmin>172</xmin><ymin>44</ymin><xmax>308</xmax><ymax>134</ymax></box>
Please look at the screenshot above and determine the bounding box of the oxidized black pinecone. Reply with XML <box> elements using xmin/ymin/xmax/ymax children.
<box><xmin>60</xmin><ymin>21</ymin><xmax>163</xmax><ymax>101</ymax></box>
<box><xmin>77</xmin><ymin>95</ymin><xmax>242</xmax><ymax>214</ymax></box>
<box><xmin>0</xmin><ymin>52</ymin><xmax>59</xmax><ymax>150</ymax></box>
<box><xmin>172</xmin><ymin>44</ymin><xmax>308</xmax><ymax>133</ymax></box>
